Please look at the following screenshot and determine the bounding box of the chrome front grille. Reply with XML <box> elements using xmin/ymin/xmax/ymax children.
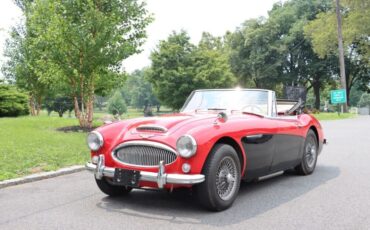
<box><xmin>113</xmin><ymin>141</ymin><xmax>177</xmax><ymax>167</ymax></box>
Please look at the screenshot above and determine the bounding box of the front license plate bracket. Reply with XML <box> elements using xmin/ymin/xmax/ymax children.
<box><xmin>113</xmin><ymin>168</ymin><xmax>141</xmax><ymax>187</ymax></box>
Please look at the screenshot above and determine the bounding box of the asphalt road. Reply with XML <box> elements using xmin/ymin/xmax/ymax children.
<box><xmin>1</xmin><ymin>116</ymin><xmax>370</xmax><ymax>230</ymax></box>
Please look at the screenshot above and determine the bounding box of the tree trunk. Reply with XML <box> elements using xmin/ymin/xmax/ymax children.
<box><xmin>36</xmin><ymin>95</ymin><xmax>42</xmax><ymax>115</ymax></box>
<box><xmin>73</xmin><ymin>96</ymin><xmax>84</xmax><ymax>127</ymax></box>
<box><xmin>86</xmin><ymin>90</ymin><xmax>94</xmax><ymax>128</ymax></box>
<box><xmin>29</xmin><ymin>94</ymin><xmax>36</xmax><ymax>116</ymax></box>
<box><xmin>312</xmin><ymin>78</ymin><xmax>321</xmax><ymax>110</ymax></box>
<box><xmin>73</xmin><ymin>82</ymin><xmax>94</xmax><ymax>128</ymax></box>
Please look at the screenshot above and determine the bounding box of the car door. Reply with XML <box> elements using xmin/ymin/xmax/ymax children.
<box><xmin>270</xmin><ymin>116</ymin><xmax>305</xmax><ymax>172</ymax></box>
<box><xmin>241</xmin><ymin>118</ymin><xmax>279</xmax><ymax>180</ymax></box>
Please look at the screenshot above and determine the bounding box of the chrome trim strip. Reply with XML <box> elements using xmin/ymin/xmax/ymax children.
<box><xmin>111</xmin><ymin>140</ymin><xmax>178</xmax><ymax>168</ymax></box>
<box><xmin>85</xmin><ymin>155</ymin><xmax>205</xmax><ymax>188</ymax></box>
<box><xmin>258</xmin><ymin>171</ymin><xmax>283</xmax><ymax>181</ymax></box>
<box><xmin>246</xmin><ymin>134</ymin><xmax>263</xmax><ymax>139</ymax></box>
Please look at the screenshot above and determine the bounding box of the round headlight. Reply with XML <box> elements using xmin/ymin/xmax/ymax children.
<box><xmin>87</xmin><ymin>131</ymin><xmax>104</xmax><ymax>151</ymax></box>
<box><xmin>176</xmin><ymin>135</ymin><xmax>197</xmax><ymax>158</ymax></box>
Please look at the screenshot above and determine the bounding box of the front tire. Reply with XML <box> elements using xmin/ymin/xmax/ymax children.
<box><xmin>295</xmin><ymin>130</ymin><xmax>318</xmax><ymax>175</ymax></box>
<box><xmin>196</xmin><ymin>144</ymin><xmax>241</xmax><ymax>211</ymax></box>
<box><xmin>95</xmin><ymin>178</ymin><xmax>132</xmax><ymax>196</ymax></box>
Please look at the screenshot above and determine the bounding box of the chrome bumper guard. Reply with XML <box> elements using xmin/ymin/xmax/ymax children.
<box><xmin>85</xmin><ymin>155</ymin><xmax>205</xmax><ymax>188</ymax></box>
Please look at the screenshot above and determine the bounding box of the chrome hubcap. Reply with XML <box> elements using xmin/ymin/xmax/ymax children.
<box><xmin>215</xmin><ymin>157</ymin><xmax>237</xmax><ymax>201</ymax></box>
<box><xmin>305</xmin><ymin>141</ymin><xmax>317</xmax><ymax>168</ymax></box>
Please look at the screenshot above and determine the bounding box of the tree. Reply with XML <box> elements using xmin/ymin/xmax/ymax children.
<box><xmin>228</xmin><ymin>18</ymin><xmax>282</xmax><ymax>89</ymax></box>
<box><xmin>107</xmin><ymin>91</ymin><xmax>127</xmax><ymax>116</ymax></box>
<box><xmin>358</xmin><ymin>93</ymin><xmax>370</xmax><ymax>108</ymax></box>
<box><xmin>0</xmin><ymin>83</ymin><xmax>29</xmax><ymax>117</ymax></box>
<box><xmin>193</xmin><ymin>32</ymin><xmax>236</xmax><ymax>90</ymax></box>
<box><xmin>227</xmin><ymin>0</ymin><xmax>335</xmax><ymax>109</ymax></box>
<box><xmin>304</xmin><ymin>0</ymin><xmax>370</xmax><ymax>105</ymax></box>
<box><xmin>2</xmin><ymin>24</ymin><xmax>48</xmax><ymax>116</ymax></box>
<box><xmin>125</xmin><ymin>69</ymin><xmax>160</xmax><ymax>112</ymax></box>
<box><xmin>26</xmin><ymin>0</ymin><xmax>152</xmax><ymax>128</ymax></box>
<box><xmin>148</xmin><ymin>31</ymin><xmax>236</xmax><ymax>110</ymax></box>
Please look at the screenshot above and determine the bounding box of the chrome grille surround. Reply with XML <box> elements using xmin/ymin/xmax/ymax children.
<box><xmin>112</xmin><ymin>141</ymin><xmax>177</xmax><ymax>168</ymax></box>
<box><xmin>136</xmin><ymin>124</ymin><xmax>168</xmax><ymax>133</ymax></box>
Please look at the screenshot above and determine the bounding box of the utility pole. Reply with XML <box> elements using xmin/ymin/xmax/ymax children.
<box><xmin>335</xmin><ymin>0</ymin><xmax>348</xmax><ymax>112</ymax></box>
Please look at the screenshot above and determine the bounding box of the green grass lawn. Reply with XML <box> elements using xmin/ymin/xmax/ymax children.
<box><xmin>0</xmin><ymin>116</ymin><xmax>89</xmax><ymax>181</ymax></box>
<box><xmin>312</xmin><ymin>112</ymin><xmax>357</xmax><ymax>120</ymax></box>
<box><xmin>0</xmin><ymin>108</ymin><xmax>172</xmax><ymax>181</ymax></box>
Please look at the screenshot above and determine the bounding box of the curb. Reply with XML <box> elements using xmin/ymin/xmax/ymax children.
<box><xmin>0</xmin><ymin>165</ymin><xmax>85</xmax><ymax>189</ymax></box>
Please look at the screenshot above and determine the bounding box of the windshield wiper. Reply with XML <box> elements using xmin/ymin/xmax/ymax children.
<box><xmin>207</xmin><ymin>108</ymin><xmax>227</xmax><ymax>111</ymax></box>
<box><xmin>242</xmin><ymin>111</ymin><xmax>264</xmax><ymax>118</ymax></box>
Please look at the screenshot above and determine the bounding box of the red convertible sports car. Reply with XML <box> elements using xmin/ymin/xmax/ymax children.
<box><xmin>86</xmin><ymin>89</ymin><xmax>325</xmax><ymax>211</ymax></box>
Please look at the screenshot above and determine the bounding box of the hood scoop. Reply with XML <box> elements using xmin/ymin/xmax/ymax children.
<box><xmin>136</xmin><ymin>124</ymin><xmax>168</xmax><ymax>133</ymax></box>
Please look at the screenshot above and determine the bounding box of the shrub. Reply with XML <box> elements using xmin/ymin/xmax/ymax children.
<box><xmin>44</xmin><ymin>95</ymin><xmax>74</xmax><ymax>117</ymax></box>
<box><xmin>358</xmin><ymin>93</ymin><xmax>370</xmax><ymax>108</ymax></box>
<box><xmin>107</xmin><ymin>91</ymin><xmax>127</xmax><ymax>116</ymax></box>
<box><xmin>0</xmin><ymin>84</ymin><xmax>29</xmax><ymax>117</ymax></box>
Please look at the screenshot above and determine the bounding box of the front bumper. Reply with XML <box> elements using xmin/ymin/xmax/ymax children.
<box><xmin>85</xmin><ymin>155</ymin><xmax>205</xmax><ymax>188</ymax></box>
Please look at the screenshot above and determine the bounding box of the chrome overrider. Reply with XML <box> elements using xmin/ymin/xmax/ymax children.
<box><xmin>85</xmin><ymin>155</ymin><xmax>205</xmax><ymax>188</ymax></box>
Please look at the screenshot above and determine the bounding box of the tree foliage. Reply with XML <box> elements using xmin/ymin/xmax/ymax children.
<box><xmin>304</xmin><ymin>0</ymin><xmax>370</xmax><ymax>104</ymax></box>
<box><xmin>0</xmin><ymin>83</ymin><xmax>29</xmax><ymax>117</ymax></box>
<box><xmin>227</xmin><ymin>18</ymin><xmax>282</xmax><ymax>88</ymax></box>
<box><xmin>227</xmin><ymin>0</ymin><xmax>336</xmax><ymax>109</ymax></box>
<box><xmin>2</xmin><ymin>23</ymin><xmax>49</xmax><ymax>116</ymax></box>
<box><xmin>44</xmin><ymin>95</ymin><xmax>74</xmax><ymax>117</ymax></box>
<box><xmin>148</xmin><ymin>31</ymin><xmax>236</xmax><ymax>110</ymax></box>
<box><xmin>11</xmin><ymin>0</ymin><xmax>152</xmax><ymax>127</ymax></box>
<box><xmin>124</xmin><ymin>69</ymin><xmax>160</xmax><ymax>111</ymax></box>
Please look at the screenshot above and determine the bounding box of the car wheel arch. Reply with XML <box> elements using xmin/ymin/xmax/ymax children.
<box><xmin>308</xmin><ymin>125</ymin><xmax>319</xmax><ymax>143</ymax></box>
<box><xmin>210</xmin><ymin>136</ymin><xmax>246</xmax><ymax>176</ymax></box>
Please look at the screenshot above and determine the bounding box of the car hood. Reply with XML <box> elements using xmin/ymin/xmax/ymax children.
<box><xmin>131</xmin><ymin>114</ymin><xmax>214</xmax><ymax>131</ymax></box>
<box><xmin>96</xmin><ymin>113</ymin><xmax>220</xmax><ymax>149</ymax></box>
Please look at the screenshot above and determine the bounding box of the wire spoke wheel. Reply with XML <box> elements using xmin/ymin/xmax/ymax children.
<box><xmin>295</xmin><ymin>130</ymin><xmax>318</xmax><ymax>175</ymax></box>
<box><xmin>305</xmin><ymin>138</ymin><xmax>317</xmax><ymax>169</ymax></box>
<box><xmin>215</xmin><ymin>156</ymin><xmax>237</xmax><ymax>201</ymax></box>
<box><xmin>196</xmin><ymin>144</ymin><xmax>241</xmax><ymax>211</ymax></box>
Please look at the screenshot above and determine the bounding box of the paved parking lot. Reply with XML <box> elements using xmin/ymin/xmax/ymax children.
<box><xmin>1</xmin><ymin>116</ymin><xmax>370</xmax><ymax>230</ymax></box>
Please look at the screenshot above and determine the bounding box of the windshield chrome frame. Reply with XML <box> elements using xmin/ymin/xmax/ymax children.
<box><xmin>181</xmin><ymin>89</ymin><xmax>276</xmax><ymax>117</ymax></box>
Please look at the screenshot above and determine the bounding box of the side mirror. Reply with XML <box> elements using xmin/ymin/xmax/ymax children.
<box><xmin>214</xmin><ymin>112</ymin><xmax>228</xmax><ymax>125</ymax></box>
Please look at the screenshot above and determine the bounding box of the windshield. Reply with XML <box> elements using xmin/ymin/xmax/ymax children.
<box><xmin>181</xmin><ymin>90</ymin><xmax>270</xmax><ymax>116</ymax></box>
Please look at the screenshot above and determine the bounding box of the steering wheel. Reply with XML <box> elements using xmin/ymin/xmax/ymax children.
<box><xmin>241</xmin><ymin>105</ymin><xmax>263</xmax><ymax>114</ymax></box>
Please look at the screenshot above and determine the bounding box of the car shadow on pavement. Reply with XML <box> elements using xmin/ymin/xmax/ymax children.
<box><xmin>96</xmin><ymin>164</ymin><xmax>340</xmax><ymax>226</ymax></box>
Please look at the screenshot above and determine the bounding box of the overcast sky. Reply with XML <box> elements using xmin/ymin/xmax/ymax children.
<box><xmin>0</xmin><ymin>0</ymin><xmax>281</xmax><ymax>75</ymax></box>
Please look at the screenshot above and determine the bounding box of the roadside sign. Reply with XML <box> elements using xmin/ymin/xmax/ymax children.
<box><xmin>330</xmin><ymin>89</ymin><xmax>347</xmax><ymax>104</ymax></box>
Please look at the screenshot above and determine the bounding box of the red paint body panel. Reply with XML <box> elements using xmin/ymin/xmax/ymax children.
<box><xmin>91</xmin><ymin>111</ymin><xmax>324</xmax><ymax>188</ymax></box>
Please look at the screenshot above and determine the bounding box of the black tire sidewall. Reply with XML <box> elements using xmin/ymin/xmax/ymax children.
<box><xmin>300</xmin><ymin>130</ymin><xmax>318</xmax><ymax>175</ymax></box>
<box><xmin>95</xmin><ymin>177</ymin><xmax>132</xmax><ymax>196</ymax></box>
<box><xmin>197</xmin><ymin>144</ymin><xmax>241</xmax><ymax>211</ymax></box>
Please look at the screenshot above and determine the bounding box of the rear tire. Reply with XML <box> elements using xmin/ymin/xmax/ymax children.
<box><xmin>295</xmin><ymin>130</ymin><xmax>318</xmax><ymax>175</ymax></box>
<box><xmin>95</xmin><ymin>178</ymin><xmax>132</xmax><ymax>196</ymax></box>
<box><xmin>196</xmin><ymin>144</ymin><xmax>241</xmax><ymax>211</ymax></box>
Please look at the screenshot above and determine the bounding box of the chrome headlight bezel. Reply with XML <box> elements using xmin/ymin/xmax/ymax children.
<box><xmin>87</xmin><ymin>131</ymin><xmax>104</xmax><ymax>151</ymax></box>
<box><xmin>176</xmin><ymin>134</ymin><xmax>197</xmax><ymax>158</ymax></box>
